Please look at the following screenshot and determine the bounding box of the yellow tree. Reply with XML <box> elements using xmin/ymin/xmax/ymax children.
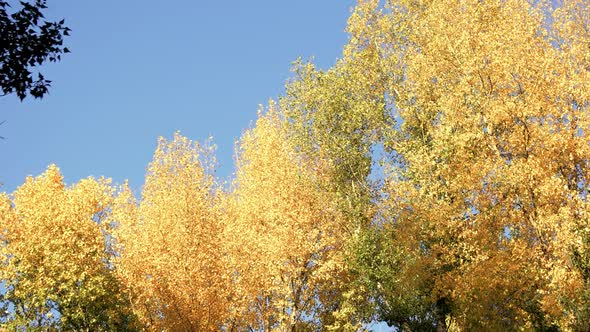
<box><xmin>0</xmin><ymin>165</ymin><xmax>135</xmax><ymax>331</ymax></box>
<box><xmin>225</xmin><ymin>104</ymin><xmax>347</xmax><ymax>330</ymax></box>
<box><xmin>111</xmin><ymin>133</ymin><xmax>230</xmax><ymax>331</ymax></box>
<box><xmin>341</xmin><ymin>0</ymin><xmax>590</xmax><ymax>330</ymax></box>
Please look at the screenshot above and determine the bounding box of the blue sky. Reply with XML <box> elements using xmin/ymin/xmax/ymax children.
<box><xmin>0</xmin><ymin>0</ymin><xmax>356</xmax><ymax>193</ymax></box>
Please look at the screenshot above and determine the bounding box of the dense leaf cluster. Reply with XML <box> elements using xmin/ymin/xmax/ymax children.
<box><xmin>0</xmin><ymin>0</ymin><xmax>69</xmax><ymax>100</ymax></box>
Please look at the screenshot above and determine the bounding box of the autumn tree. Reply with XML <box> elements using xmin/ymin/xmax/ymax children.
<box><xmin>341</xmin><ymin>0</ymin><xmax>590</xmax><ymax>330</ymax></box>
<box><xmin>111</xmin><ymin>133</ymin><xmax>230</xmax><ymax>331</ymax></box>
<box><xmin>0</xmin><ymin>165</ymin><xmax>136</xmax><ymax>331</ymax></box>
<box><xmin>224</xmin><ymin>105</ymin><xmax>349</xmax><ymax>330</ymax></box>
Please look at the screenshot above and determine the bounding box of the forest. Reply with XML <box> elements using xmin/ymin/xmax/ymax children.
<box><xmin>1</xmin><ymin>0</ymin><xmax>590</xmax><ymax>331</ymax></box>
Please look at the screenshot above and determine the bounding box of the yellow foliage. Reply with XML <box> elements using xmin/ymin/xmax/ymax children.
<box><xmin>345</xmin><ymin>0</ymin><xmax>590</xmax><ymax>329</ymax></box>
<box><xmin>225</xmin><ymin>104</ymin><xmax>347</xmax><ymax>330</ymax></box>
<box><xmin>2</xmin><ymin>1</ymin><xmax>589</xmax><ymax>330</ymax></box>
<box><xmin>112</xmin><ymin>133</ymin><xmax>229</xmax><ymax>331</ymax></box>
<box><xmin>0</xmin><ymin>165</ymin><xmax>133</xmax><ymax>330</ymax></box>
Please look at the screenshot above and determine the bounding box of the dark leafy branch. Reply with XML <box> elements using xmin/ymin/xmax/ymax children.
<box><xmin>0</xmin><ymin>0</ymin><xmax>69</xmax><ymax>100</ymax></box>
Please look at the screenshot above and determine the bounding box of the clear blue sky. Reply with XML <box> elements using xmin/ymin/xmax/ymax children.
<box><xmin>0</xmin><ymin>0</ymin><xmax>356</xmax><ymax>193</ymax></box>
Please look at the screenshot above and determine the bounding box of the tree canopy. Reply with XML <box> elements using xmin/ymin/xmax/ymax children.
<box><xmin>1</xmin><ymin>0</ymin><xmax>589</xmax><ymax>331</ymax></box>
